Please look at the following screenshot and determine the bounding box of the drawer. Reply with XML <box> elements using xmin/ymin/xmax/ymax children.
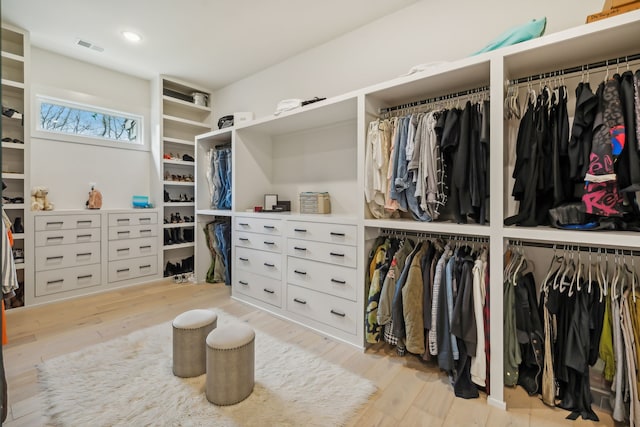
<box><xmin>108</xmin><ymin>237</ymin><xmax>158</xmax><ymax>261</ymax></box>
<box><xmin>108</xmin><ymin>224</ymin><xmax>158</xmax><ymax>240</ymax></box>
<box><xmin>287</xmin><ymin>257</ymin><xmax>357</xmax><ymax>301</ymax></box>
<box><xmin>286</xmin><ymin>221</ymin><xmax>357</xmax><ymax>246</ymax></box>
<box><xmin>35</xmin><ymin>214</ymin><xmax>100</xmax><ymax>231</ymax></box>
<box><xmin>35</xmin><ymin>242</ymin><xmax>101</xmax><ymax>271</ymax></box>
<box><xmin>287</xmin><ymin>238</ymin><xmax>357</xmax><ymax>268</ymax></box>
<box><xmin>35</xmin><ymin>264</ymin><xmax>101</xmax><ymax>296</ymax></box>
<box><xmin>286</xmin><ymin>284</ymin><xmax>357</xmax><ymax>335</ymax></box>
<box><xmin>35</xmin><ymin>228</ymin><xmax>101</xmax><ymax>247</ymax></box>
<box><xmin>235</xmin><ymin>247</ymin><xmax>282</xmax><ymax>280</ymax></box>
<box><xmin>108</xmin><ymin>212</ymin><xmax>157</xmax><ymax>227</ymax></box>
<box><xmin>108</xmin><ymin>255</ymin><xmax>158</xmax><ymax>283</ymax></box>
<box><xmin>233</xmin><ymin>270</ymin><xmax>282</xmax><ymax>308</ymax></box>
<box><xmin>235</xmin><ymin>231</ymin><xmax>283</xmax><ymax>253</ymax></box>
<box><xmin>234</xmin><ymin>216</ymin><xmax>282</xmax><ymax>235</ymax></box>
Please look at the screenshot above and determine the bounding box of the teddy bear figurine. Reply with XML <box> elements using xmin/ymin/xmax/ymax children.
<box><xmin>31</xmin><ymin>186</ymin><xmax>54</xmax><ymax>211</ymax></box>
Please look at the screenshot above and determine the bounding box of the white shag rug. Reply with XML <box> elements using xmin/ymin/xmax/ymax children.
<box><xmin>38</xmin><ymin>311</ymin><xmax>376</xmax><ymax>427</ymax></box>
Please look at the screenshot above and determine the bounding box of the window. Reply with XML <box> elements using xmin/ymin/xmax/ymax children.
<box><xmin>35</xmin><ymin>95</ymin><xmax>144</xmax><ymax>148</ymax></box>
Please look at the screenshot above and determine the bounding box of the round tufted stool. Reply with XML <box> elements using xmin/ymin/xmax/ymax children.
<box><xmin>172</xmin><ymin>309</ymin><xmax>218</xmax><ymax>378</ymax></box>
<box><xmin>206</xmin><ymin>322</ymin><xmax>255</xmax><ymax>405</ymax></box>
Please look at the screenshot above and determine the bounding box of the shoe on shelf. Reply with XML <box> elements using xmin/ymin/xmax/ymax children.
<box><xmin>12</xmin><ymin>248</ymin><xmax>24</xmax><ymax>263</ymax></box>
<box><xmin>12</xmin><ymin>217</ymin><xmax>23</xmax><ymax>233</ymax></box>
<box><xmin>2</xmin><ymin>107</ymin><xmax>22</xmax><ymax>120</ymax></box>
<box><xmin>182</xmin><ymin>154</ymin><xmax>194</xmax><ymax>162</ymax></box>
<box><xmin>163</xmin><ymin>153</ymin><xmax>172</xmax><ymax>160</ymax></box>
<box><xmin>2</xmin><ymin>137</ymin><xmax>23</xmax><ymax>144</ymax></box>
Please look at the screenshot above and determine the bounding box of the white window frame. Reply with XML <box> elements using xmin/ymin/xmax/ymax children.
<box><xmin>33</xmin><ymin>94</ymin><xmax>147</xmax><ymax>151</ymax></box>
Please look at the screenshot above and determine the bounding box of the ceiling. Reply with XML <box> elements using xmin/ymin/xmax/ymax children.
<box><xmin>2</xmin><ymin>0</ymin><xmax>420</xmax><ymax>91</ymax></box>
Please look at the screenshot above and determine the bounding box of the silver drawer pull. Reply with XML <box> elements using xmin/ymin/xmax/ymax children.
<box><xmin>239</xmin><ymin>257</ymin><xmax>249</xmax><ymax>262</ymax></box>
<box><xmin>139</xmin><ymin>217</ymin><xmax>151</xmax><ymax>222</ymax></box>
<box><xmin>47</xmin><ymin>279</ymin><xmax>64</xmax><ymax>285</ymax></box>
<box><xmin>117</xmin><ymin>268</ymin><xmax>130</xmax><ymax>273</ymax></box>
<box><xmin>77</xmin><ymin>220</ymin><xmax>92</xmax><ymax>225</ymax></box>
<box><xmin>76</xmin><ymin>252</ymin><xmax>92</xmax><ymax>257</ymax></box>
<box><xmin>293</xmin><ymin>228</ymin><xmax>307</xmax><ymax>233</ymax></box>
<box><xmin>330</xmin><ymin>252</ymin><xmax>345</xmax><ymax>257</ymax></box>
<box><xmin>264</xmin><ymin>241</ymin><xmax>275</xmax><ymax>245</ymax></box>
<box><xmin>139</xmin><ymin>264</ymin><xmax>151</xmax><ymax>269</ymax></box>
<box><xmin>294</xmin><ymin>270</ymin><xmax>307</xmax><ymax>275</ymax></box>
<box><xmin>238</xmin><ymin>222</ymin><xmax>249</xmax><ymax>226</ymax></box>
<box><xmin>46</xmin><ymin>236</ymin><xmax>64</xmax><ymax>241</ymax></box>
<box><xmin>263</xmin><ymin>262</ymin><xmax>275</xmax><ymax>267</ymax></box>
<box><xmin>263</xmin><ymin>225</ymin><xmax>275</xmax><ymax>229</ymax></box>
<box><xmin>330</xmin><ymin>309</ymin><xmax>346</xmax><ymax>317</ymax></box>
<box><xmin>239</xmin><ymin>237</ymin><xmax>249</xmax><ymax>241</ymax></box>
<box><xmin>117</xmin><ymin>218</ymin><xmax>130</xmax><ymax>223</ymax></box>
<box><xmin>293</xmin><ymin>298</ymin><xmax>307</xmax><ymax>305</ymax></box>
<box><xmin>139</xmin><ymin>245</ymin><xmax>152</xmax><ymax>250</ymax></box>
<box><xmin>46</xmin><ymin>221</ymin><xmax>64</xmax><ymax>226</ymax></box>
<box><xmin>117</xmin><ymin>231</ymin><xmax>130</xmax><ymax>235</ymax></box>
<box><xmin>294</xmin><ymin>246</ymin><xmax>307</xmax><ymax>251</ymax></box>
<box><xmin>77</xmin><ymin>234</ymin><xmax>92</xmax><ymax>239</ymax></box>
<box><xmin>238</xmin><ymin>280</ymin><xmax>248</xmax><ymax>286</ymax></box>
<box><xmin>331</xmin><ymin>278</ymin><xmax>346</xmax><ymax>284</ymax></box>
<box><xmin>46</xmin><ymin>256</ymin><xmax>63</xmax><ymax>261</ymax></box>
<box><xmin>140</xmin><ymin>229</ymin><xmax>152</xmax><ymax>234</ymax></box>
<box><xmin>117</xmin><ymin>248</ymin><xmax>130</xmax><ymax>252</ymax></box>
<box><xmin>77</xmin><ymin>274</ymin><xmax>93</xmax><ymax>279</ymax></box>
<box><xmin>330</xmin><ymin>232</ymin><xmax>345</xmax><ymax>237</ymax></box>
<box><xmin>263</xmin><ymin>288</ymin><xmax>275</xmax><ymax>294</ymax></box>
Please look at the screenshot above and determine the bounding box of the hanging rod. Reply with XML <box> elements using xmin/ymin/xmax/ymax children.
<box><xmin>378</xmin><ymin>85</ymin><xmax>489</xmax><ymax>115</ymax></box>
<box><xmin>379</xmin><ymin>228</ymin><xmax>489</xmax><ymax>242</ymax></box>
<box><xmin>507</xmin><ymin>52</ymin><xmax>640</xmax><ymax>86</ymax></box>
<box><xmin>507</xmin><ymin>239</ymin><xmax>640</xmax><ymax>257</ymax></box>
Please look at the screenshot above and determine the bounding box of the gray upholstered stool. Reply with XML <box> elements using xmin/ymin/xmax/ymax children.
<box><xmin>206</xmin><ymin>322</ymin><xmax>255</xmax><ymax>405</ymax></box>
<box><xmin>172</xmin><ymin>309</ymin><xmax>218</xmax><ymax>378</ymax></box>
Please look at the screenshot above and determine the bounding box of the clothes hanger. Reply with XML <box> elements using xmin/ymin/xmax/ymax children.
<box><xmin>542</xmin><ymin>245</ymin><xmax>561</xmax><ymax>293</ymax></box>
<box><xmin>611</xmin><ymin>249</ymin><xmax>622</xmax><ymax>301</ymax></box>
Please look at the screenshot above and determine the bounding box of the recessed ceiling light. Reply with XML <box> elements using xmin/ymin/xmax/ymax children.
<box><xmin>122</xmin><ymin>31</ymin><xmax>142</xmax><ymax>42</ymax></box>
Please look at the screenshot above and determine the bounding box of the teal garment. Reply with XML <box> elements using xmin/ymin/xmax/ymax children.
<box><xmin>473</xmin><ymin>17</ymin><xmax>546</xmax><ymax>55</ymax></box>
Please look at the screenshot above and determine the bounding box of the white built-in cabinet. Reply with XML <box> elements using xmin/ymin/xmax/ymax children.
<box><xmin>193</xmin><ymin>11</ymin><xmax>640</xmax><ymax>411</ymax></box>
<box><xmin>1</xmin><ymin>24</ymin><xmax>30</xmax><ymax>309</ymax></box>
<box><xmin>158</xmin><ymin>76</ymin><xmax>212</xmax><ymax>276</ymax></box>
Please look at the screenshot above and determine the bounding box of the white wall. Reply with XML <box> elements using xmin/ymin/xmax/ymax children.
<box><xmin>30</xmin><ymin>47</ymin><xmax>152</xmax><ymax>209</ymax></box>
<box><xmin>212</xmin><ymin>0</ymin><xmax>603</xmax><ymax>120</ymax></box>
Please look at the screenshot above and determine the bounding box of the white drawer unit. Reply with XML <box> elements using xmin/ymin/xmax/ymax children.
<box><xmin>286</xmin><ymin>257</ymin><xmax>357</xmax><ymax>301</ymax></box>
<box><xmin>234</xmin><ymin>216</ymin><xmax>282</xmax><ymax>235</ymax></box>
<box><xmin>108</xmin><ymin>237</ymin><xmax>158</xmax><ymax>261</ymax></box>
<box><xmin>108</xmin><ymin>225</ymin><xmax>157</xmax><ymax>240</ymax></box>
<box><xmin>234</xmin><ymin>269</ymin><xmax>282</xmax><ymax>308</ymax></box>
<box><xmin>108</xmin><ymin>212</ymin><xmax>158</xmax><ymax>227</ymax></box>
<box><xmin>35</xmin><ymin>228</ymin><xmax>101</xmax><ymax>247</ymax></box>
<box><xmin>108</xmin><ymin>255</ymin><xmax>158</xmax><ymax>283</ymax></box>
<box><xmin>35</xmin><ymin>214</ymin><xmax>100</xmax><ymax>231</ymax></box>
<box><xmin>35</xmin><ymin>242</ymin><xmax>101</xmax><ymax>271</ymax></box>
<box><xmin>235</xmin><ymin>246</ymin><xmax>282</xmax><ymax>280</ymax></box>
<box><xmin>287</xmin><ymin>284</ymin><xmax>358</xmax><ymax>335</ymax></box>
<box><xmin>286</xmin><ymin>221</ymin><xmax>357</xmax><ymax>246</ymax></box>
<box><xmin>235</xmin><ymin>231</ymin><xmax>283</xmax><ymax>253</ymax></box>
<box><xmin>287</xmin><ymin>238</ymin><xmax>357</xmax><ymax>268</ymax></box>
<box><xmin>35</xmin><ymin>264</ymin><xmax>101</xmax><ymax>297</ymax></box>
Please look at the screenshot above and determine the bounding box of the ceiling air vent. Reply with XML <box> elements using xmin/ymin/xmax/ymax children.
<box><xmin>76</xmin><ymin>39</ymin><xmax>104</xmax><ymax>52</ymax></box>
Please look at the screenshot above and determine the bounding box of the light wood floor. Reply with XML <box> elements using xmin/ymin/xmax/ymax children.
<box><xmin>2</xmin><ymin>281</ymin><xmax>620</xmax><ymax>426</ymax></box>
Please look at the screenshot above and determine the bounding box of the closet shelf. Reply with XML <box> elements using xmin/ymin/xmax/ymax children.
<box><xmin>196</xmin><ymin>128</ymin><xmax>233</xmax><ymax>142</ymax></box>
<box><xmin>163</xmin><ymin>242</ymin><xmax>195</xmax><ymax>250</ymax></box>
<box><xmin>196</xmin><ymin>209</ymin><xmax>232</xmax><ymax>217</ymax></box>
<box><xmin>1</xmin><ymin>50</ymin><xmax>24</xmax><ymax>62</ymax></box>
<box><xmin>164</xmin><ymin>222</ymin><xmax>195</xmax><ymax>229</ymax></box>
<box><xmin>1</xmin><ymin>78</ymin><xmax>24</xmax><ymax>89</ymax></box>
<box><xmin>163</xmin><ymin>158</ymin><xmax>194</xmax><ymax>166</ymax></box>
<box><xmin>2</xmin><ymin>203</ymin><xmax>25</xmax><ymax>210</ymax></box>
<box><xmin>2</xmin><ymin>141</ymin><xmax>25</xmax><ymax>150</ymax></box>
<box><xmin>164</xmin><ymin>202</ymin><xmax>195</xmax><ymax>207</ymax></box>
<box><xmin>163</xmin><ymin>180</ymin><xmax>194</xmax><ymax>186</ymax></box>
<box><xmin>14</xmin><ymin>263</ymin><xmax>24</xmax><ymax>270</ymax></box>
<box><xmin>502</xmin><ymin>226</ymin><xmax>640</xmax><ymax>249</ymax></box>
<box><xmin>163</xmin><ymin>137</ymin><xmax>195</xmax><ymax>146</ymax></box>
<box><xmin>12</xmin><ymin>233</ymin><xmax>24</xmax><ymax>240</ymax></box>
<box><xmin>163</xmin><ymin>114</ymin><xmax>210</xmax><ymax>129</ymax></box>
<box><xmin>364</xmin><ymin>218</ymin><xmax>490</xmax><ymax>237</ymax></box>
<box><xmin>162</xmin><ymin>95</ymin><xmax>211</xmax><ymax>112</ymax></box>
<box><xmin>2</xmin><ymin>173</ymin><xmax>25</xmax><ymax>180</ymax></box>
